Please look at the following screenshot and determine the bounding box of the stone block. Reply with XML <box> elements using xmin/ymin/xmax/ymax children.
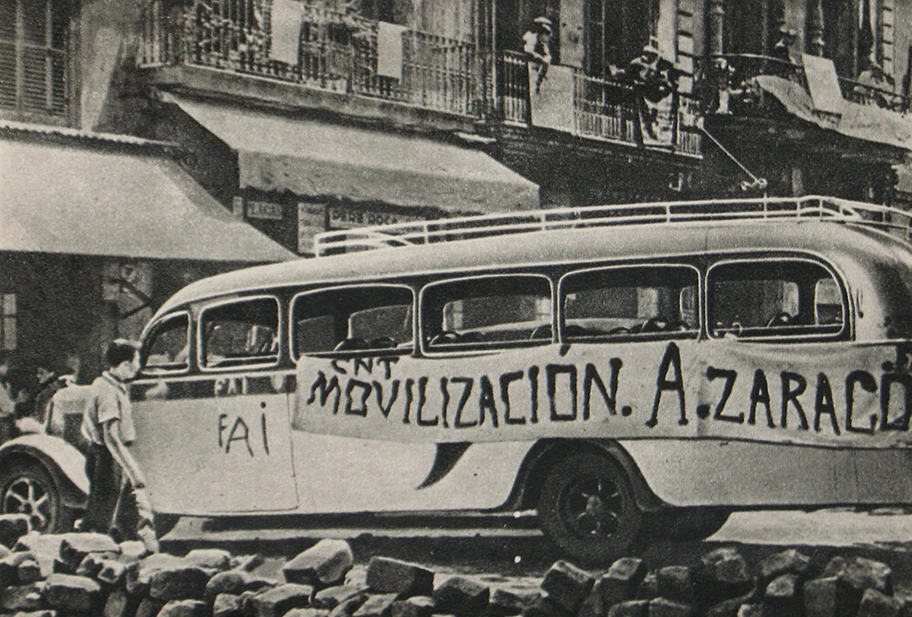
<box><xmin>521</xmin><ymin>596</ymin><xmax>570</xmax><ymax>617</ymax></box>
<box><xmin>758</xmin><ymin>549</ymin><xmax>811</xmax><ymax>586</ymax></box>
<box><xmin>367</xmin><ymin>557</ymin><xmax>434</xmax><ymax>598</ymax></box>
<box><xmin>158</xmin><ymin>599</ymin><xmax>209</xmax><ymax>617</ymax></box>
<box><xmin>898</xmin><ymin>594</ymin><xmax>912</xmax><ymax>617</ymax></box>
<box><xmin>119</xmin><ymin>541</ymin><xmax>150</xmax><ymax>563</ymax></box>
<box><xmin>135</xmin><ymin>598</ymin><xmax>165</xmax><ymax>617</ymax></box>
<box><xmin>103</xmin><ymin>589</ymin><xmax>141</xmax><ymax>617</ymax></box>
<box><xmin>284</xmin><ymin>540</ymin><xmax>354</xmax><ymax>588</ymax></box>
<box><xmin>313</xmin><ymin>584</ymin><xmax>370</xmax><ymax>610</ymax></box>
<box><xmin>285</xmin><ymin>610</ymin><xmax>332</xmax><ymax>617</ymax></box>
<box><xmin>0</xmin><ymin>552</ymin><xmax>27</xmax><ymax>587</ymax></box>
<box><xmin>346</xmin><ymin>567</ymin><xmax>369</xmax><ymax>588</ymax></box>
<box><xmin>858</xmin><ymin>588</ymin><xmax>902</xmax><ymax>617</ymax></box>
<box><xmin>697</xmin><ymin>548</ymin><xmax>754</xmax><ymax>604</ymax></box>
<box><xmin>236</xmin><ymin>553</ymin><xmax>266</xmax><ymax>572</ymax></box>
<box><xmin>11</xmin><ymin>610</ymin><xmax>56</xmax><ymax>617</ymax></box>
<box><xmin>44</xmin><ymin>573</ymin><xmax>103</xmax><ymax>614</ymax></box>
<box><xmin>648</xmin><ymin>597</ymin><xmax>694</xmax><ymax>617</ymax></box>
<box><xmin>539</xmin><ymin>560</ymin><xmax>595</xmax><ymax>614</ymax></box>
<box><xmin>804</xmin><ymin>576</ymin><xmax>862</xmax><ymax>617</ymax></box>
<box><xmin>705</xmin><ymin>592</ymin><xmax>756</xmax><ymax>617</ymax></box>
<box><xmin>580</xmin><ymin>558</ymin><xmax>648</xmax><ymax>617</ymax></box>
<box><xmin>183</xmin><ymin>549</ymin><xmax>233</xmax><ymax>572</ymax></box>
<box><xmin>17</xmin><ymin>557</ymin><xmax>42</xmax><ymax>584</ymax></box>
<box><xmin>207</xmin><ymin>570</ymin><xmax>253</xmax><ymax>598</ymax></box>
<box><xmin>98</xmin><ymin>559</ymin><xmax>128</xmax><ymax>586</ymax></box>
<box><xmin>14</xmin><ymin>533</ymin><xmax>60</xmax><ymax>578</ymax></box>
<box><xmin>59</xmin><ymin>533</ymin><xmax>120</xmax><ymax>571</ymax></box>
<box><xmin>657</xmin><ymin>567</ymin><xmax>695</xmax><ymax>605</ymax></box>
<box><xmin>0</xmin><ymin>514</ymin><xmax>31</xmax><ymax>549</ymax></box>
<box><xmin>607</xmin><ymin>600</ymin><xmax>649</xmax><ymax>617</ymax></box>
<box><xmin>391</xmin><ymin>596</ymin><xmax>435</xmax><ymax>617</ymax></box>
<box><xmin>76</xmin><ymin>553</ymin><xmax>105</xmax><ymax>578</ymax></box>
<box><xmin>487</xmin><ymin>588</ymin><xmax>538</xmax><ymax>616</ymax></box>
<box><xmin>0</xmin><ymin>543</ymin><xmax>9</xmax><ymax>559</ymax></box>
<box><xmin>434</xmin><ymin>576</ymin><xmax>490</xmax><ymax>617</ymax></box>
<box><xmin>149</xmin><ymin>564</ymin><xmax>211</xmax><ymax>601</ymax></box>
<box><xmin>213</xmin><ymin>593</ymin><xmax>245</xmax><ymax>617</ymax></box>
<box><xmin>736</xmin><ymin>605</ymin><xmax>761</xmax><ymax>617</ymax></box>
<box><xmin>251</xmin><ymin>583</ymin><xmax>314</xmax><ymax>617</ymax></box>
<box><xmin>0</xmin><ymin>583</ymin><xmax>46</xmax><ymax>613</ymax></box>
<box><xmin>763</xmin><ymin>574</ymin><xmax>801</xmax><ymax>617</ymax></box>
<box><xmin>824</xmin><ymin>557</ymin><xmax>893</xmax><ymax>595</ymax></box>
<box><xmin>329</xmin><ymin>593</ymin><xmax>369</xmax><ymax>617</ymax></box>
<box><xmin>125</xmin><ymin>553</ymin><xmax>185</xmax><ymax>595</ymax></box>
<box><xmin>637</xmin><ymin>573</ymin><xmax>659</xmax><ymax>601</ymax></box>
<box><xmin>353</xmin><ymin>593</ymin><xmax>398</xmax><ymax>617</ymax></box>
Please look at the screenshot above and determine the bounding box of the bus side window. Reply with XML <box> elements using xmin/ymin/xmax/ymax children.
<box><xmin>291</xmin><ymin>285</ymin><xmax>414</xmax><ymax>357</ymax></box>
<box><xmin>142</xmin><ymin>312</ymin><xmax>190</xmax><ymax>373</ymax></box>
<box><xmin>200</xmin><ymin>297</ymin><xmax>280</xmax><ymax>368</ymax></box>
<box><xmin>708</xmin><ymin>260</ymin><xmax>845</xmax><ymax>339</ymax></box>
<box><xmin>560</xmin><ymin>265</ymin><xmax>699</xmax><ymax>339</ymax></box>
<box><xmin>422</xmin><ymin>275</ymin><xmax>552</xmax><ymax>350</ymax></box>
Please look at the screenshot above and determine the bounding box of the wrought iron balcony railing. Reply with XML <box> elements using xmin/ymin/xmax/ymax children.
<box><xmin>496</xmin><ymin>51</ymin><xmax>702</xmax><ymax>156</ymax></box>
<box><xmin>138</xmin><ymin>0</ymin><xmax>480</xmax><ymax>118</ymax></box>
<box><xmin>705</xmin><ymin>53</ymin><xmax>911</xmax><ymax>114</ymax></box>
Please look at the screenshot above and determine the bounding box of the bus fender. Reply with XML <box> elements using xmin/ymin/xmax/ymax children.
<box><xmin>511</xmin><ymin>438</ymin><xmax>666</xmax><ymax>513</ymax></box>
<box><xmin>0</xmin><ymin>434</ymin><xmax>88</xmax><ymax>509</ymax></box>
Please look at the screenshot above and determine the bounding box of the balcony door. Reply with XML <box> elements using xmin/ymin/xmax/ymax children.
<box><xmin>584</xmin><ymin>0</ymin><xmax>656</xmax><ymax>77</ymax></box>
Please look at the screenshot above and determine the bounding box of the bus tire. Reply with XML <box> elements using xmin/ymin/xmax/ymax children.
<box><xmin>538</xmin><ymin>452</ymin><xmax>642</xmax><ymax>564</ymax></box>
<box><xmin>0</xmin><ymin>458</ymin><xmax>75</xmax><ymax>534</ymax></box>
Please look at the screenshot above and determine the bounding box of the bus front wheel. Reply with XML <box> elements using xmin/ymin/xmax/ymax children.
<box><xmin>537</xmin><ymin>452</ymin><xmax>642</xmax><ymax>564</ymax></box>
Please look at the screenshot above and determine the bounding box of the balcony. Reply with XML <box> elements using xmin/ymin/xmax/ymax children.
<box><xmin>137</xmin><ymin>0</ymin><xmax>480</xmax><ymax>119</ymax></box>
<box><xmin>496</xmin><ymin>51</ymin><xmax>702</xmax><ymax>157</ymax></box>
<box><xmin>705</xmin><ymin>53</ymin><xmax>911</xmax><ymax>114</ymax></box>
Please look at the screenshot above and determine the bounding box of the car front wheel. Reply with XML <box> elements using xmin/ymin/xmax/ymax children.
<box><xmin>0</xmin><ymin>459</ymin><xmax>74</xmax><ymax>534</ymax></box>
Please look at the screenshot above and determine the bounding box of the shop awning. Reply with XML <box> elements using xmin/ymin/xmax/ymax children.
<box><xmin>0</xmin><ymin>138</ymin><xmax>295</xmax><ymax>262</ymax></box>
<box><xmin>166</xmin><ymin>95</ymin><xmax>540</xmax><ymax>213</ymax></box>
<box><xmin>753</xmin><ymin>75</ymin><xmax>912</xmax><ymax>152</ymax></box>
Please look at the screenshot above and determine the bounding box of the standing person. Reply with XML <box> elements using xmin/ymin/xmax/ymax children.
<box><xmin>24</xmin><ymin>356</ymin><xmax>73</xmax><ymax>427</ymax></box>
<box><xmin>523</xmin><ymin>16</ymin><xmax>553</xmax><ymax>93</ymax></box>
<box><xmin>80</xmin><ymin>340</ymin><xmax>158</xmax><ymax>551</ymax></box>
<box><xmin>0</xmin><ymin>351</ymin><xmax>16</xmax><ymax>444</ymax></box>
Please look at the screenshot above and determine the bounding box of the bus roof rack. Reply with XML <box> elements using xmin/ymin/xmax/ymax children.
<box><xmin>313</xmin><ymin>195</ymin><xmax>912</xmax><ymax>256</ymax></box>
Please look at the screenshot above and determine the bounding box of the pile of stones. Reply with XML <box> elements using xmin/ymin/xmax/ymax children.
<box><xmin>0</xmin><ymin>513</ymin><xmax>909</xmax><ymax>617</ymax></box>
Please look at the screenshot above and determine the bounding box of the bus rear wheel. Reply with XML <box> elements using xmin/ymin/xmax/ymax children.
<box><xmin>537</xmin><ymin>452</ymin><xmax>642</xmax><ymax>564</ymax></box>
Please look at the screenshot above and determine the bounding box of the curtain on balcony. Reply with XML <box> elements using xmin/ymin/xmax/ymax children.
<box><xmin>753</xmin><ymin>74</ymin><xmax>912</xmax><ymax>152</ymax></box>
<box><xmin>166</xmin><ymin>95</ymin><xmax>540</xmax><ymax>213</ymax></box>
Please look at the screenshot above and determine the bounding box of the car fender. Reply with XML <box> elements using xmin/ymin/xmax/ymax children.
<box><xmin>0</xmin><ymin>434</ymin><xmax>88</xmax><ymax>508</ymax></box>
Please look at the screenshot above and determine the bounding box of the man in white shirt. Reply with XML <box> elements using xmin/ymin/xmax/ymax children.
<box><xmin>80</xmin><ymin>340</ymin><xmax>157</xmax><ymax>551</ymax></box>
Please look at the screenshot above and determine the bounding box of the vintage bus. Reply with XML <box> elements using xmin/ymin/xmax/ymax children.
<box><xmin>3</xmin><ymin>195</ymin><xmax>912</xmax><ymax>563</ymax></box>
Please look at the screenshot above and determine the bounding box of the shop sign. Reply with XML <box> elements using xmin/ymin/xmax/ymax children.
<box><xmin>328</xmin><ymin>205</ymin><xmax>425</xmax><ymax>229</ymax></box>
<box><xmin>298</xmin><ymin>203</ymin><xmax>327</xmax><ymax>254</ymax></box>
<box><xmin>247</xmin><ymin>201</ymin><xmax>284</xmax><ymax>220</ymax></box>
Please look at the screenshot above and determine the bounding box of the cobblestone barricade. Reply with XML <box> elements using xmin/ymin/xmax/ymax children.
<box><xmin>0</xmin><ymin>514</ymin><xmax>910</xmax><ymax>617</ymax></box>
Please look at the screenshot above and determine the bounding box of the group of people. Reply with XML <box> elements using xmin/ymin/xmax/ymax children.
<box><xmin>0</xmin><ymin>350</ymin><xmax>78</xmax><ymax>443</ymax></box>
<box><xmin>0</xmin><ymin>340</ymin><xmax>158</xmax><ymax>552</ymax></box>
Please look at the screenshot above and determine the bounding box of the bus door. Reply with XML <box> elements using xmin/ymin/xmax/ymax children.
<box><xmin>132</xmin><ymin>303</ymin><xmax>297</xmax><ymax>515</ymax></box>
